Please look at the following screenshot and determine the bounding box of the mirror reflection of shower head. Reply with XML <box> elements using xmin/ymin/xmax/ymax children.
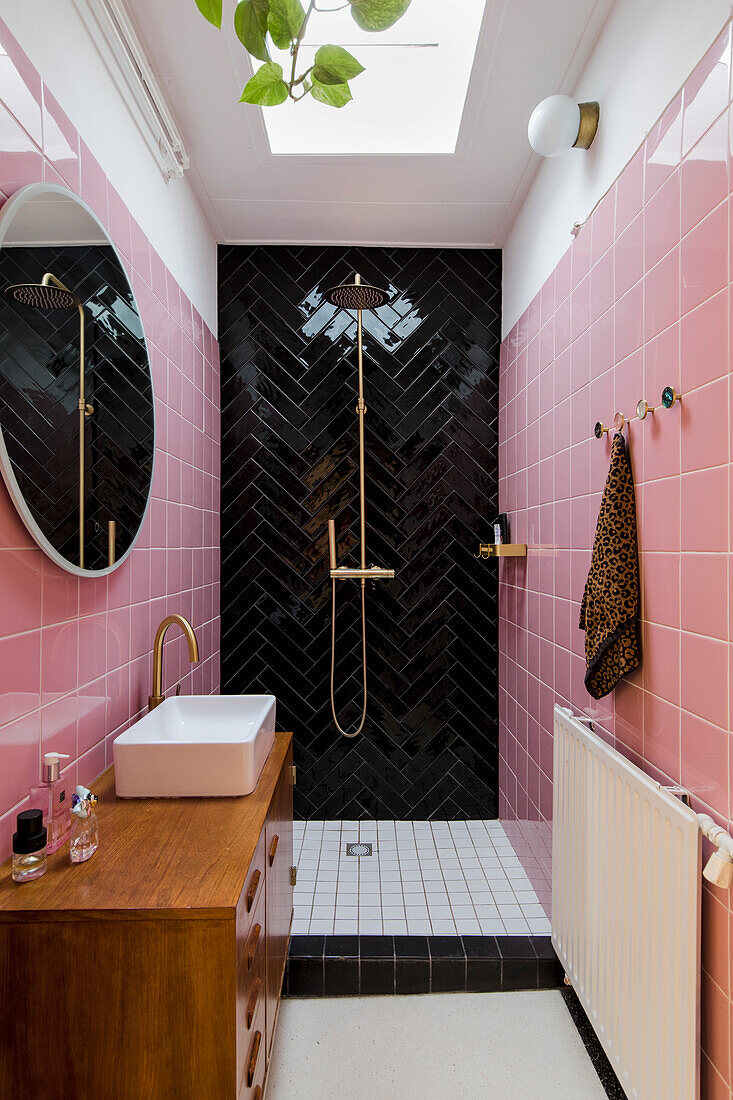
<box><xmin>325</xmin><ymin>281</ymin><xmax>389</xmax><ymax>310</ymax></box>
<box><xmin>5</xmin><ymin>281</ymin><xmax>81</xmax><ymax>311</ymax></box>
<box><xmin>5</xmin><ymin>271</ymin><xmax>89</xmax><ymax>568</ymax></box>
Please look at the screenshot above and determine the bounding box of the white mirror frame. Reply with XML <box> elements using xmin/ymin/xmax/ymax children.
<box><xmin>0</xmin><ymin>182</ymin><xmax>156</xmax><ymax>577</ymax></box>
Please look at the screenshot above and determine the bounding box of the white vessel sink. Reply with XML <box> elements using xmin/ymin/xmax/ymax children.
<box><xmin>113</xmin><ymin>695</ymin><xmax>276</xmax><ymax>798</ymax></box>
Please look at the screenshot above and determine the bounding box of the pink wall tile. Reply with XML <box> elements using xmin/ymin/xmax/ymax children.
<box><xmin>41</xmin><ymin>84</ymin><xmax>79</xmax><ymax>192</ymax></box>
<box><xmin>681</xmin><ymin>113</ymin><xmax>728</xmax><ymax>236</ymax></box>
<box><xmin>681</xmin><ymin>632</ymin><xmax>728</xmax><ymax>728</ymax></box>
<box><xmin>500</xmin><ymin>25</ymin><xmax>733</xmax><ymax>1086</ymax></box>
<box><xmin>680</xmin><ymin>200</ymin><xmax>728</xmax><ymax>315</ymax></box>
<box><xmin>0</xmin><ymin>548</ymin><xmax>42</xmax><ymax>633</ymax></box>
<box><xmin>0</xmin><ymin>100</ymin><xmax>43</xmax><ymax>195</ymax></box>
<box><xmin>682</xmin><ymin>25</ymin><xmax>731</xmax><ymax>157</ymax></box>
<box><xmin>644</xmin><ymin>170</ymin><xmax>680</xmax><ymax>270</ymax></box>
<box><xmin>0</xmin><ymin>19</ymin><xmax>221</xmax><ymax>852</ymax></box>
<box><xmin>644</xmin><ymin>246</ymin><xmax>680</xmax><ymax>342</ymax></box>
<box><xmin>614</xmin><ymin>214</ymin><xmax>643</xmax><ymax>298</ymax></box>
<box><xmin>681</xmin><ymin>553</ymin><xmax>728</xmax><ymax>639</ymax></box>
<box><xmin>645</xmin><ymin>94</ymin><xmax>683</xmax><ymax>201</ymax></box>
<box><xmin>0</xmin><ymin>21</ymin><xmax>42</xmax><ymax>149</ymax></box>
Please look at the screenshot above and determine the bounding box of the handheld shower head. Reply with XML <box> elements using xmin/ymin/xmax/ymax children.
<box><xmin>325</xmin><ymin>280</ymin><xmax>389</xmax><ymax>311</ymax></box>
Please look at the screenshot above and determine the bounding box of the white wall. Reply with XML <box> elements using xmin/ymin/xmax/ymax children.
<box><xmin>3</xmin><ymin>0</ymin><xmax>218</xmax><ymax>333</ymax></box>
<box><xmin>502</xmin><ymin>0</ymin><xmax>732</xmax><ymax>336</ymax></box>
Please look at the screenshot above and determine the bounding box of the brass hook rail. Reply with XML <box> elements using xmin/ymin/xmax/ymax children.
<box><xmin>594</xmin><ymin>385</ymin><xmax>682</xmax><ymax>439</ymax></box>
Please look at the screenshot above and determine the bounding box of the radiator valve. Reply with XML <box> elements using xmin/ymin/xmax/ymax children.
<box><xmin>697</xmin><ymin>813</ymin><xmax>733</xmax><ymax>889</ymax></box>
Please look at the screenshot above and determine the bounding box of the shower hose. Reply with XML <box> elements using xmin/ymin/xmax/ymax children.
<box><xmin>330</xmin><ymin>578</ymin><xmax>367</xmax><ymax>738</ymax></box>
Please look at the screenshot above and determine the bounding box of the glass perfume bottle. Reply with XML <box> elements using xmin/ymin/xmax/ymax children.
<box><xmin>29</xmin><ymin>752</ymin><xmax>71</xmax><ymax>854</ymax></box>
<box><xmin>12</xmin><ymin>809</ymin><xmax>48</xmax><ymax>882</ymax></box>
<box><xmin>70</xmin><ymin>786</ymin><xmax>99</xmax><ymax>864</ymax></box>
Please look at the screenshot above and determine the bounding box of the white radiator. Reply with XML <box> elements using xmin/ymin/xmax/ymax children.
<box><xmin>552</xmin><ymin>705</ymin><xmax>701</xmax><ymax>1100</ymax></box>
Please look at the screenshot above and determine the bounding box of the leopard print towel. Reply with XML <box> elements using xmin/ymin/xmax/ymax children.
<box><xmin>579</xmin><ymin>432</ymin><xmax>640</xmax><ymax>699</ymax></box>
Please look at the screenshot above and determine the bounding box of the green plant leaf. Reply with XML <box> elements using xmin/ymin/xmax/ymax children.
<box><xmin>195</xmin><ymin>0</ymin><xmax>223</xmax><ymax>28</ymax></box>
<box><xmin>252</xmin><ymin>0</ymin><xmax>270</xmax><ymax>32</ymax></box>
<box><xmin>240</xmin><ymin>62</ymin><xmax>289</xmax><ymax>105</ymax></box>
<box><xmin>310</xmin><ymin>79</ymin><xmax>352</xmax><ymax>108</ymax></box>
<box><xmin>349</xmin><ymin>0</ymin><xmax>411</xmax><ymax>32</ymax></box>
<box><xmin>268</xmin><ymin>0</ymin><xmax>305</xmax><ymax>49</ymax></box>
<box><xmin>235</xmin><ymin>0</ymin><xmax>270</xmax><ymax>61</ymax></box>
<box><xmin>313</xmin><ymin>45</ymin><xmax>364</xmax><ymax>86</ymax></box>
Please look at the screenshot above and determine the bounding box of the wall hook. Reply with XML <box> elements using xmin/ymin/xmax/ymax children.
<box><xmin>635</xmin><ymin>398</ymin><xmax>657</xmax><ymax>420</ymax></box>
<box><xmin>661</xmin><ymin>386</ymin><xmax>683</xmax><ymax>409</ymax></box>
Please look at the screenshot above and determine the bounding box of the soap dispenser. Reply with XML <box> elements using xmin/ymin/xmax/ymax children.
<box><xmin>29</xmin><ymin>752</ymin><xmax>71</xmax><ymax>854</ymax></box>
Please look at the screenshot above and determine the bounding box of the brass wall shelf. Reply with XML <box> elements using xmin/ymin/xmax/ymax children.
<box><xmin>475</xmin><ymin>543</ymin><xmax>527</xmax><ymax>559</ymax></box>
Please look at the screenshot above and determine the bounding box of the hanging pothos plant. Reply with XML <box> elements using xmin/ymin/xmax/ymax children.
<box><xmin>195</xmin><ymin>0</ymin><xmax>412</xmax><ymax>108</ymax></box>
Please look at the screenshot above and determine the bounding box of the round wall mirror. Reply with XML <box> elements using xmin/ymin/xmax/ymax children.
<box><xmin>0</xmin><ymin>183</ymin><xmax>154</xmax><ymax>575</ymax></box>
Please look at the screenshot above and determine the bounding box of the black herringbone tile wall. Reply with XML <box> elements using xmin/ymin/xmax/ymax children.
<box><xmin>219</xmin><ymin>247</ymin><xmax>500</xmax><ymax>819</ymax></box>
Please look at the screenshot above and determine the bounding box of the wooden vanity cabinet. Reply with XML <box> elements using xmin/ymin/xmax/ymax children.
<box><xmin>265</xmin><ymin>747</ymin><xmax>294</xmax><ymax>1057</ymax></box>
<box><xmin>0</xmin><ymin>733</ymin><xmax>294</xmax><ymax>1100</ymax></box>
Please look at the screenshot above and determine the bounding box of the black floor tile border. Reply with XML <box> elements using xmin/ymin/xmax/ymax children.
<box><xmin>284</xmin><ymin>934</ymin><xmax>564</xmax><ymax>998</ymax></box>
<box><xmin>561</xmin><ymin>987</ymin><xmax>628</xmax><ymax>1100</ymax></box>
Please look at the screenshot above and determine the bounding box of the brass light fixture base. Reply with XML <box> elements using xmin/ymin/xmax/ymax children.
<box><xmin>574</xmin><ymin>101</ymin><xmax>600</xmax><ymax>149</ymax></box>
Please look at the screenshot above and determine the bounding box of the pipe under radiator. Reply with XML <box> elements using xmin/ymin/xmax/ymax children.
<box><xmin>552</xmin><ymin>705</ymin><xmax>701</xmax><ymax>1100</ymax></box>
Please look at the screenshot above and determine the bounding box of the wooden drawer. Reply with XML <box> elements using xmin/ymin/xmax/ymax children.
<box><xmin>237</xmin><ymin>881</ymin><xmax>265</xmax><ymax>976</ymax></box>
<box><xmin>236</xmin><ymin>880</ymin><xmax>266</xmax><ymax>1089</ymax></box>
<box><xmin>237</xmin><ymin>998</ymin><xmax>266</xmax><ymax>1099</ymax></box>
<box><xmin>238</xmin><ymin>829</ymin><xmax>266</xmax><ymax>935</ymax></box>
<box><xmin>236</xmin><ymin>924</ymin><xmax>265</xmax><ymax>1047</ymax></box>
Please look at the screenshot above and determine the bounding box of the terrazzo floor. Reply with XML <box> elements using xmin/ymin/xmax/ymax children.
<box><xmin>267</xmin><ymin>992</ymin><xmax>607</xmax><ymax>1099</ymax></box>
<box><xmin>292</xmin><ymin>818</ymin><xmax>551</xmax><ymax>936</ymax></box>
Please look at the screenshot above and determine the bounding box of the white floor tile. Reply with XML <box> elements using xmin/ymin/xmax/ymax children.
<box><xmin>407</xmin><ymin>920</ymin><xmax>433</xmax><ymax>934</ymax></box>
<box><xmin>291</xmin><ymin>818</ymin><xmax>549</xmax><ymax>935</ymax></box>
<box><xmin>427</xmin><ymin>905</ymin><xmax>453</xmax><ymax>919</ymax></box>
<box><xmin>431</xmin><ymin>919</ymin><xmax>458</xmax><ymax>933</ymax></box>
<box><xmin>382</xmin><ymin>920</ymin><xmax>408</xmax><ymax>933</ymax></box>
<box><xmin>358</xmin><ymin>919</ymin><xmax>384</xmax><ymax>933</ymax></box>
<box><xmin>503</xmin><ymin>918</ymin><xmax>531</xmax><ymax>933</ymax></box>
<box><xmin>479</xmin><ymin>919</ymin><xmax>506</xmax><ymax>934</ymax></box>
<box><xmin>308</xmin><ymin>920</ymin><xmax>334</xmax><ymax>933</ymax></box>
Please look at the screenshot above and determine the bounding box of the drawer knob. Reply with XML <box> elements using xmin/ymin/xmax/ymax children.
<box><xmin>246</xmin><ymin>868</ymin><xmax>261</xmax><ymax>913</ymax></box>
<box><xmin>246</xmin><ymin>923</ymin><xmax>262</xmax><ymax>971</ymax></box>
<box><xmin>247</xmin><ymin>1030</ymin><xmax>262</xmax><ymax>1087</ymax></box>
<box><xmin>246</xmin><ymin>977</ymin><xmax>261</xmax><ymax>1029</ymax></box>
<box><xmin>269</xmin><ymin>834</ymin><xmax>279</xmax><ymax>866</ymax></box>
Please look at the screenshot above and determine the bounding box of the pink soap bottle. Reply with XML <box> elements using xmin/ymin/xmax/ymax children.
<box><xmin>29</xmin><ymin>752</ymin><xmax>72</xmax><ymax>854</ymax></box>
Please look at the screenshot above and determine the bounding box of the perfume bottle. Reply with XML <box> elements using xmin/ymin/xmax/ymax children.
<box><xmin>29</xmin><ymin>752</ymin><xmax>71</xmax><ymax>854</ymax></box>
<box><xmin>70</xmin><ymin>786</ymin><xmax>99</xmax><ymax>864</ymax></box>
<box><xmin>12</xmin><ymin>809</ymin><xmax>48</xmax><ymax>882</ymax></box>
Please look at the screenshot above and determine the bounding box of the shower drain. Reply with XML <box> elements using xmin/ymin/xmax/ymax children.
<box><xmin>346</xmin><ymin>842</ymin><xmax>373</xmax><ymax>857</ymax></box>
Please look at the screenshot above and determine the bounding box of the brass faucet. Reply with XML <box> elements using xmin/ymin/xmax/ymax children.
<box><xmin>148</xmin><ymin>614</ymin><xmax>199</xmax><ymax>712</ymax></box>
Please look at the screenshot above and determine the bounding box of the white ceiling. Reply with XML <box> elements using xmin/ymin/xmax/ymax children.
<box><xmin>125</xmin><ymin>0</ymin><xmax>615</xmax><ymax>247</ymax></box>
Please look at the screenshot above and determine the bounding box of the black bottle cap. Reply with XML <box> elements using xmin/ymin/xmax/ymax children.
<box><xmin>13</xmin><ymin>809</ymin><xmax>47</xmax><ymax>855</ymax></box>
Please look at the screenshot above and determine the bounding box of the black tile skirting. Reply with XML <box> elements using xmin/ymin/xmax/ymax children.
<box><xmin>561</xmin><ymin>987</ymin><xmax>628</xmax><ymax>1100</ymax></box>
<box><xmin>284</xmin><ymin>934</ymin><xmax>564</xmax><ymax>997</ymax></box>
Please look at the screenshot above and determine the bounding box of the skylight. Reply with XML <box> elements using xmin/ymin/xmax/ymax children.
<box><xmin>262</xmin><ymin>0</ymin><xmax>487</xmax><ymax>155</ymax></box>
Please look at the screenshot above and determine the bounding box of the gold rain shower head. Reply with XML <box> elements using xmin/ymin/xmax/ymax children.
<box><xmin>325</xmin><ymin>280</ymin><xmax>389</xmax><ymax>311</ymax></box>
<box><xmin>5</xmin><ymin>281</ymin><xmax>81</xmax><ymax>310</ymax></box>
